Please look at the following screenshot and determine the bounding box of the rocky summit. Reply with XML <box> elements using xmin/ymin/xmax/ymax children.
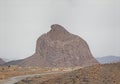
<box><xmin>18</xmin><ymin>24</ymin><xmax>99</xmax><ymax>67</ymax></box>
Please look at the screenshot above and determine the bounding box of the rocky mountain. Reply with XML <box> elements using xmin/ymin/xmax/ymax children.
<box><xmin>96</xmin><ymin>56</ymin><xmax>120</xmax><ymax>64</ymax></box>
<box><xmin>0</xmin><ymin>58</ymin><xmax>5</xmax><ymax>65</ymax></box>
<box><xmin>18</xmin><ymin>24</ymin><xmax>99</xmax><ymax>67</ymax></box>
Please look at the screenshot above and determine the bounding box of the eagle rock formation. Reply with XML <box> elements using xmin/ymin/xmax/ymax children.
<box><xmin>19</xmin><ymin>24</ymin><xmax>99</xmax><ymax>67</ymax></box>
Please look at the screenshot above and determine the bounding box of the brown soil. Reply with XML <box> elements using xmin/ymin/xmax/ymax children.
<box><xmin>15</xmin><ymin>73</ymin><xmax>64</xmax><ymax>84</ymax></box>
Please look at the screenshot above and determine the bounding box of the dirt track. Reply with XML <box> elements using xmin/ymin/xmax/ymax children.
<box><xmin>0</xmin><ymin>72</ymin><xmax>64</xmax><ymax>84</ymax></box>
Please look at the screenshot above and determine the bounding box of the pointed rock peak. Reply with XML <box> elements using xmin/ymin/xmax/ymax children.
<box><xmin>50</xmin><ymin>24</ymin><xmax>69</xmax><ymax>33</ymax></box>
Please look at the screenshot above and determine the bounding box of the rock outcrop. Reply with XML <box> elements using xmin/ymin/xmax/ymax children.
<box><xmin>19</xmin><ymin>24</ymin><xmax>99</xmax><ymax>67</ymax></box>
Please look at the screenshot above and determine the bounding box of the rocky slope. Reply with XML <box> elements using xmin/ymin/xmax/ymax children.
<box><xmin>41</xmin><ymin>62</ymin><xmax>120</xmax><ymax>84</ymax></box>
<box><xmin>0</xmin><ymin>58</ymin><xmax>5</xmax><ymax>65</ymax></box>
<box><xmin>18</xmin><ymin>24</ymin><xmax>98</xmax><ymax>67</ymax></box>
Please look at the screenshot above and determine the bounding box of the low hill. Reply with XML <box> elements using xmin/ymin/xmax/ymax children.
<box><xmin>41</xmin><ymin>62</ymin><xmax>120</xmax><ymax>84</ymax></box>
<box><xmin>96</xmin><ymin>56</ymin><xmax>120</xmax><ymax>64</ymax></box>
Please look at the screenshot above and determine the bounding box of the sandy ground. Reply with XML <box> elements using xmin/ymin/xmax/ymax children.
<box><xmin>0</xmin><ymin>72</ymin><xmax>64</xmax><ymax>84</ymax></box>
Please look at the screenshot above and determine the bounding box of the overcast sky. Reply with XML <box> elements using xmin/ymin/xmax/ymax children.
<box><xmin>0</xmin><ymin>0</ymin><xmax>120</xmax><ymax>61</ymax></box>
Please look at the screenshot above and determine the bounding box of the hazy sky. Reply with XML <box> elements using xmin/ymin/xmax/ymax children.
<box><xmin>0</xmin><ymin>0</ymin><xmax>120</xmax><ymax>61</ymax></box>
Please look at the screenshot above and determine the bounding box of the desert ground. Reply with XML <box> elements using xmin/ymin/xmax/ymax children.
<box><xmin>0</xmin><ymin>63</ymin><xmax>120</xmax><ymax>84</ymax></box>
<box><xmin>0</xmin><ymin>65</ymin><xmax>76</xmax><ymax>84</ymax></box>
<box><xmin>15</xmin><ymin>62</ymin><xmax>120</xmax><ymax>84</ymax></box>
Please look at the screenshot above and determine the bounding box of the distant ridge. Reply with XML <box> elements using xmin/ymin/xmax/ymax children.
<box><xmin>96</xmin><ymin>56</ymin><xmax>120</xmax><ymax>64</ymax></box>
<box><xmin>2</xmin><ymin>59</ymin><xmax>23</xmax><ymax>66</ymax></box>
<box><xmin>5</xmin><ymin>24</ymin><xmax>99</xmax><ymax>67</ymax></box>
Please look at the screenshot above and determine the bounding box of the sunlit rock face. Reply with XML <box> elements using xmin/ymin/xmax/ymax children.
<box><xmin>19</xmin><ymin>24</ymin><xmax>99</xmax><ymax>67</ymax></box>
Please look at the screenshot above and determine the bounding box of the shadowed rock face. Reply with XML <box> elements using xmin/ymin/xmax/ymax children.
<box><xmin>0</xmin><ymin>58</ymin><xmax>5</xmax><ymax>65</ymax></box>
<box><xmin>19</xmin><ymin>24</ymin><xmax>99</xmax><ymax>67</ymax></box>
